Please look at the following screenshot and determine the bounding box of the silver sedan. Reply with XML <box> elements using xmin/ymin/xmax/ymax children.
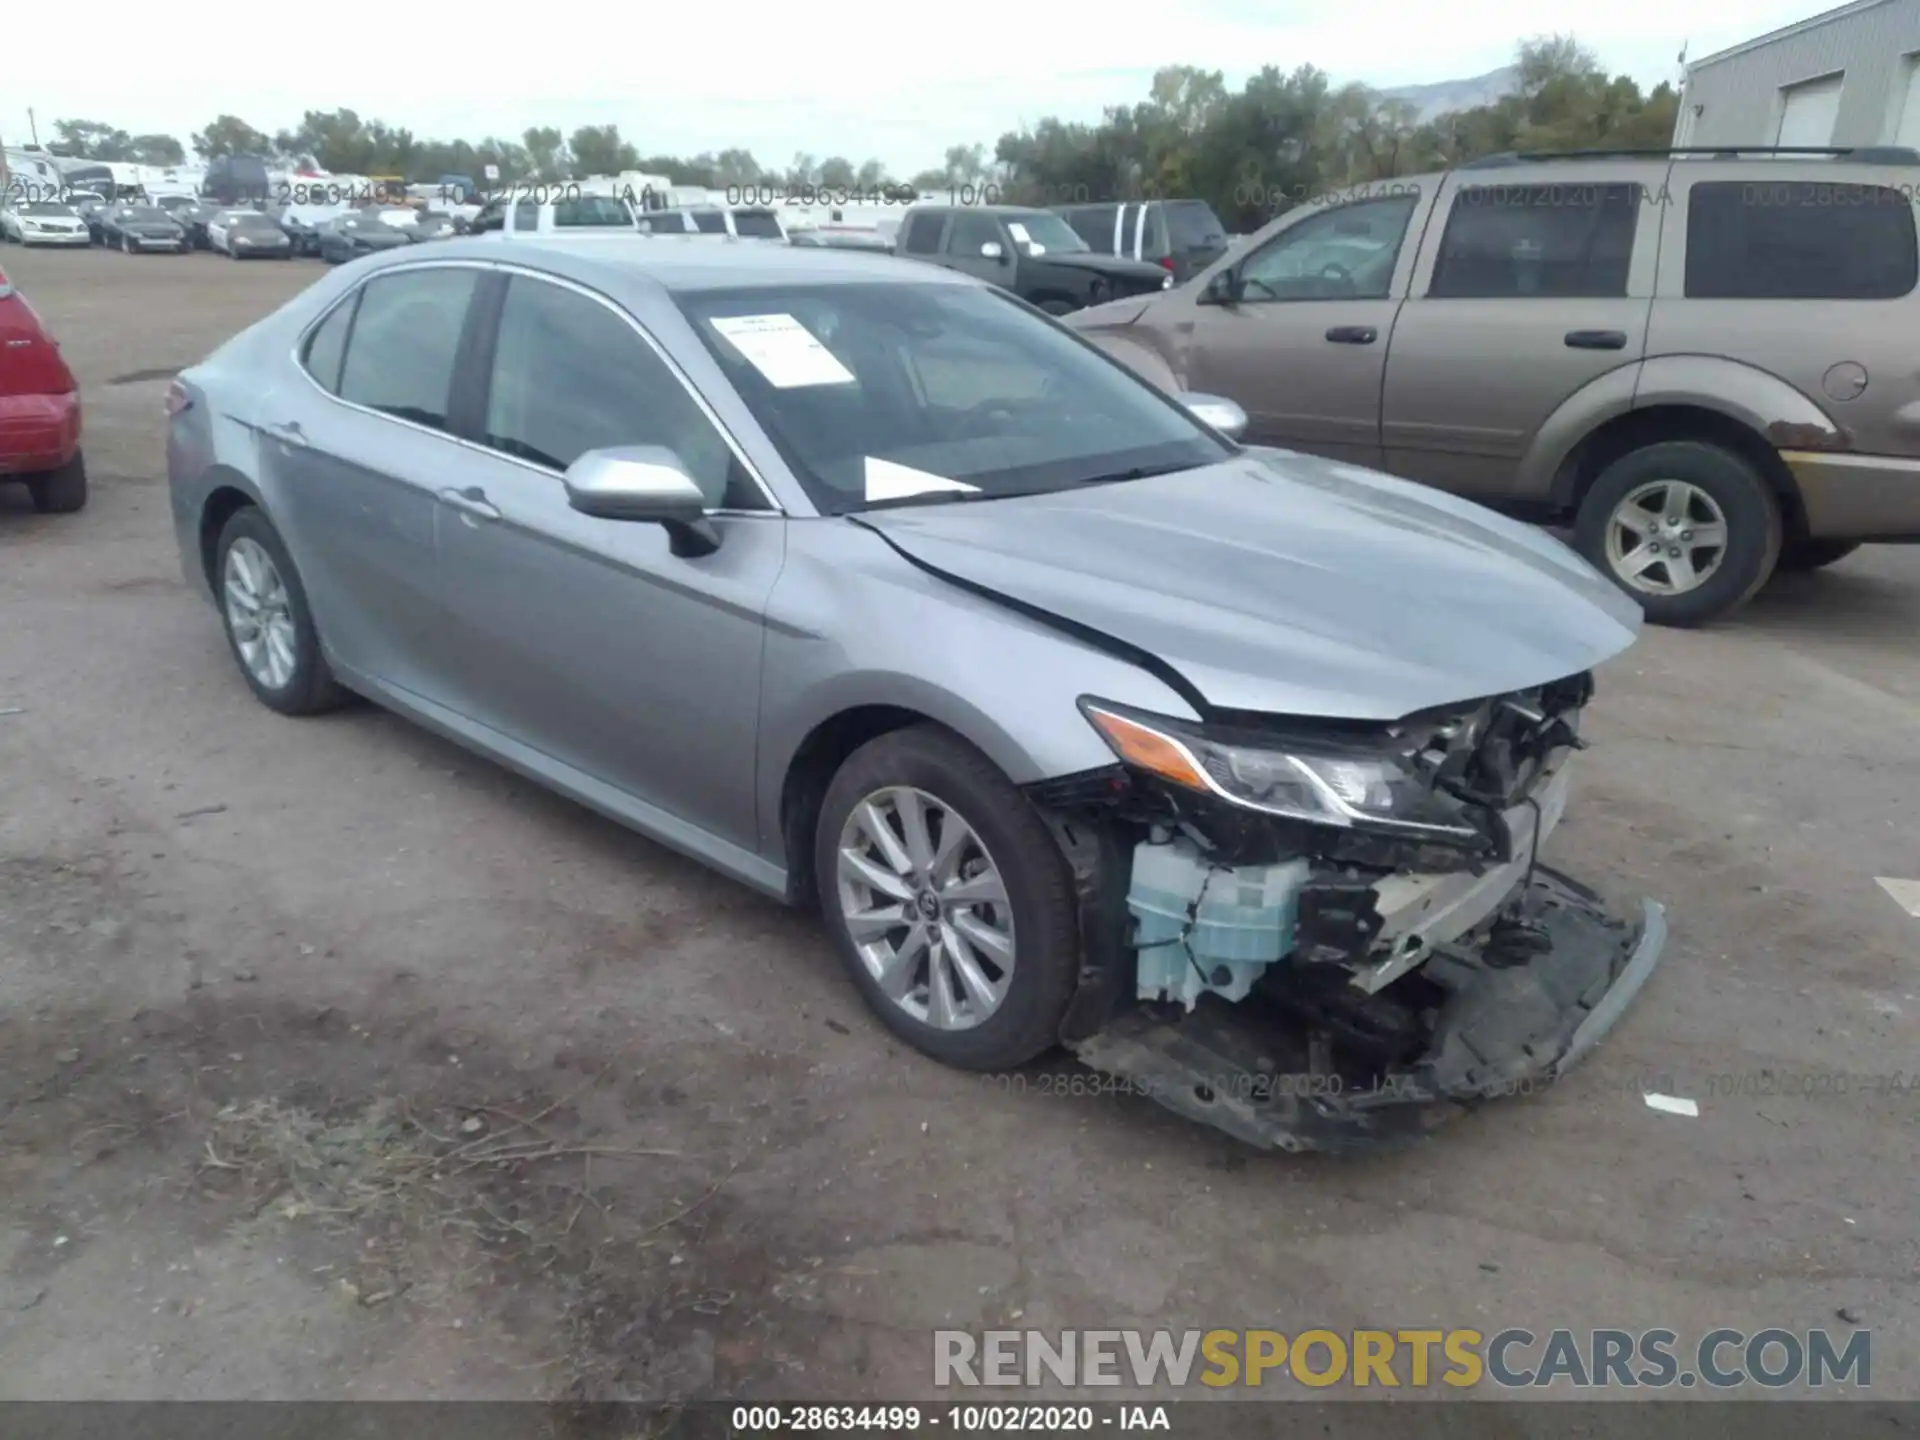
<box><xmin>166</xmin><ymin>238</ymin><xmax>1665</xmax><ymax>1151</ymax></box>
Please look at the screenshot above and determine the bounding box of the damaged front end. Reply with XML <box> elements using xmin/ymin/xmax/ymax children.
<box><xmin>1025</xmin><ymin>672</ymin><xmax>1667</xmax><ymax>1153</ymax></box>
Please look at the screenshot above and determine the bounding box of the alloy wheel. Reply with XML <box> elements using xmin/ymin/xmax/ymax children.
<box><xmin>1603</xmin><ymin>479</ymin><xmax>1729</xmax><ymax>596</ymax></box>
<box><xmin>222</xmin><ymin>537</ymin><xmax>299</xmax><ymax>690</ymax></box>
<box><xmin>833</xmin><ymin>786</ymin><xmax>1016</xmax><ymax>1031</ymax></box>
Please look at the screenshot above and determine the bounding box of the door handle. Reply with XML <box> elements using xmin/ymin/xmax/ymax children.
<box><xmin>437</xmin><ymin>486</ymin><xmax>501</xmax><ymax>521</ymax></box>
<box><xmin>264</xmin><ymin>419</ymin><xmax>306</xmax><ymax>444</ymax></box>
<box><xmin>1325</xmin><ymin>325</ymin><xmax>1378</xmax><ymax>345</ymax></box>
<box><xmin>1564</xmin><ymin>329</ymin><xmax>1628</xmax><ymax>350</ymax></box>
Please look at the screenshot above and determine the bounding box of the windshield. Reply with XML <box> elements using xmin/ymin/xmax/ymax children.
<box><xmin>22</xmin><ymin>202</ymin><xmax>75</xmax><ymax>216</ymax></box>
<box><xmin>1002</xmin><ymin>211</ymin><xmax>1089</xmax><ymax>255</ymax></box>
<box><xmin>1166</xmin><ymin>200</ymin><xmax>1226</xmax><ymax>247</ymax></box>
<box><xmin>675</xmin><ymin>282</ymin><xmax>1231</xmax><ymax>514</ymax></box>
<box><xmin>552</xmin><ymin>194</ymin><xmax>635</xmax><ymax>228</ymax></box>
<box><xmin>124</xmin><ymin>207</ymin><xmax>172</xmax><ymax>223</ymax></box>
<box><xmin>233</xmin><ymin>214</ymin><xmax>280</xmax><ymax>230</ymax></box>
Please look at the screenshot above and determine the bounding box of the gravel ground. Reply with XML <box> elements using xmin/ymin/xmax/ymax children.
<box><xmin>0</xmin><ymin>243</ymin><xmax>1916</xmax><ymax>1405</ymax></box>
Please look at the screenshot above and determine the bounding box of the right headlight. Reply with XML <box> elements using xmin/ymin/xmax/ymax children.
<box><xmin>1080</xmin><ymin>699</ymin><xmax>1483</xmax><ymax>841</ymax></box>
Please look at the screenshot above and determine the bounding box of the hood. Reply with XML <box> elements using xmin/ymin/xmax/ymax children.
<box><xmin>1031</xmin><ymin>251</ymin><xmax>1169</xmax><ymax>284</ymax></box>
<box><xmin>856</xmin><ymin>449</ymin><xmax>1642</xmax><ymax>721</ymax></box>
<box><xmin>353</xmin><ymin>231</ymin><xmax>410</xmax><ymax>248</ymax></box>
<box><xmin>1065</xmin><ymin>295</ymin><xmax>1155</xmax><ymax>329</ymax></box>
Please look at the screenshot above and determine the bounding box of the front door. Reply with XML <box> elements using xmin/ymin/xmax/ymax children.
<box><xmin>1182</xmin><ymin>190</ymin><xmax>1426</xmax><ymax>466</ymax></box>
<box><xmin>941</xmin><ymin>210</ymin><xmax>1014</xmax><ymax>289</ymax></box>
<box><xmin>432</xmin><ymin>272</ymin><xmax>784</xmax><ymax>857</ymax></box>
<box><xmin>1380</xmin><ymin>166</ymin><xmax>1662</xmax><ymax>502</ymax></box>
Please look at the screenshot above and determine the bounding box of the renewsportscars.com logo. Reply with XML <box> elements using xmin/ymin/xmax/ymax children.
<box><xmin>933</xmin><ymin>1327</ymin><xmax>1871</xmax><ymax>1391</ymax></box>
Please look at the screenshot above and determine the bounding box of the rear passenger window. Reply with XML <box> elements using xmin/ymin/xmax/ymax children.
<box><xmin>300</xmin><ymin>293</ymin><xmax>357</xmax><ymax>395</ymax></box>
<box><xmin>901</xmin><ymin>212</ymin><xmax>944</xmax><ymax>254</ymax></box>
<box><xmin>513</xmin><ymin>199</ymin><xmax>537</xmax><ymax>230</ymax></box>
<box><xmin>1062</xmin><ymin>204</ymin><xmax>1119</xmax><ymax>252</ymax></box>
<box><xmin>336</xmin><ymin>269</ymin><xmax>477</xmax><ymax>431</ymax></box>
<box><xmin>1429</xmin><ymin>183</ymin><xmax>1641</xmax><ymax>299</ymax></box>
<box><xmin>482</xmin><ymin>277</ymin><xmax>765</xmax><ymax>510</ymax></box>
<box><xmin>692</xmin><ymin>210</ymin><xmax>727</xmax><ymax>234</ymax></box>
<box><xmin>1684</xmin><ymin>181</ymin><xmax>1918</xmax><ymax>299</ymax></box>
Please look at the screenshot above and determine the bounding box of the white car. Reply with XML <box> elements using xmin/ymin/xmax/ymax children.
<box><xmin>204</xmin><ymin>209</ymin><xmax>264</xmax><ymax>254</ymax></box>
<box><xmin>0</xmin><ymin>199</ymin><xmax>92</xmax><ymax>246</ymax></box>
<box><xmin>470</xmin><ymin>191</ymin><xmax>642</xmax><ymax>237</ymax></box>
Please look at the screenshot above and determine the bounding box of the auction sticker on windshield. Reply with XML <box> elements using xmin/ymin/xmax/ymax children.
<box><xmin>708</xmin><ymin>314</ymin><xmax>855</xmax><ymax>389</ymax></box>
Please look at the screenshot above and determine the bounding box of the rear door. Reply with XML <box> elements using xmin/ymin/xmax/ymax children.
<box><xmin>1180</xmin><ymin>184</ymin><xmax>1433</xmax><ymax>465</ymax></box>
<box><xmin>255</xmin><ymin>263</ymin><xmax>487</xmax><ymax>699</ymax></box>
<box><xmin>1163</xmin><ymin>200</ymin><xmax>1228</xmax><ymax>281</ymax></box>
<box><xmin>1648</xmin><ymin>161</ymin><xmax>1920</xmax><ymax>534</ymax></box>
<box><xmin>1381</xmin><ymin>163</ymin><xmax>1661</xmax><ymax>502</ymax></box>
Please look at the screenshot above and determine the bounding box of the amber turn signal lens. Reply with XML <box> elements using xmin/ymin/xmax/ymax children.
<box><xmin>1083</xmin><ymin>706</ymin><xmax>1210</xmax><ymax>793</ymax></box>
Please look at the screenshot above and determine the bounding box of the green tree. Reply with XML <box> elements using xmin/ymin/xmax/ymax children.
<box><xmin>129</xmin><ymin>134</ymin><xmax>186</xmax><ymax>166</ymax></box>
<box><xmin>522</xmin><ymin>127</ymin><xmax>570</xmax><ymax>180</ymax></box>
<box><xmin>51</xmin><ymin>119</ymin><xmax>134</xmax><ymax>160</ymax></box>
<box><xmin>816</xmin><ymin>156</ymin><xmax>858</xmax><ymax>188</ymax></box>
<box><xmin>569</xmin><ymin>124</ymin><xmax>640</xmax><ymax>177</ymax></box>
<box><xmin>193</xmin><ymin>115</ymin><xmax>275</xmax><ymax>160</ymax></box>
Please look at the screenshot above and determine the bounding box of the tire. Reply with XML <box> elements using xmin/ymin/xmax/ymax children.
<box><xmin>814</xmin><ymin>725</ymin><xmax>1080</xmax><ymax>1071</ymax></box>
<box><xmin>212</xmin><ymin>507</ymin><xmax>348</xmax><ymax>716</ymax></box>
<box><xmin>1775</xmin><ymin>537</ymin><xmax>1860</xmax><ymax>573</ymax></box>
<box><xmin>121</xmin><ymin>234</ymin><xmax>133</xmax><ymax>254</ymax></box>
<box><xmin>1573</xmin><ymin>440</ymin><xmax>1781</xmax><ymax>627</ymax></box>
<box><xmin>1038</xmin><ymin>298</ymin><xmax>1078</xmax><ymax>316</ymax></box>
<box><xmin>27</xmin><ymin>452</ymin><xmax>87</xmax><ymax>514</ymax></box>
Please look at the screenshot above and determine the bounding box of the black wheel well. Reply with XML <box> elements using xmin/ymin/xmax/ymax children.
<box><xmin>1554</xmin><ymin>406</ymin><xmax>1808</xmax><ymax>541</ymax></box>
<box><xmin>198</xmin><ymin>485</ymin><xmax>255</xmax><ymax>589</ymax></box>
<box><xmin>779</xmin><ymin>704</ymin><xmax>933</xmax><ymax>909</ymax></box>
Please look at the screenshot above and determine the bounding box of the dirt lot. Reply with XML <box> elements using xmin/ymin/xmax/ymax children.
<box><xmin>0</xmin><ymin>244</ymin><xmax>1916</xmax><ymax>1405</ymax></box>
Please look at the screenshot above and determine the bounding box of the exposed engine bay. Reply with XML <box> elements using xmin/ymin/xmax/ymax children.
<box><xmin>1026</xmin><ymin>671</ymin><xmax>1667</xmax><ymax>1152</ymax></box>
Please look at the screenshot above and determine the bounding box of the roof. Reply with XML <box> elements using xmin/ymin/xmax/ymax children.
<box><xmin>1686</xmin><ymin>0</ymin><xmax>1897</xmax><ymax>71</ymax></box>
<box><xmin>424</xmin><ymin>234</ymin><xmax>965</xmax><ymax>292</ymax></box>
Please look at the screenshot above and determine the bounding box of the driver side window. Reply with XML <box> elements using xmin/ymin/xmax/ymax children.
<box><xmin>1237</xmin><ymin>194</ymin><xmax>1418</xmax><ymax>302</ymax></box>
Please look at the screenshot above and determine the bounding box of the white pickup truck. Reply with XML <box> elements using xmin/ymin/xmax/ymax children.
<box><xmin>469</xmin><ymin>190</ymin><xmax>642</xmax><ymax>236</ymax></box>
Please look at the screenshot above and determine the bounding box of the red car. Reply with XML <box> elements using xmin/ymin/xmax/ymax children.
<box><xmin>0</xmin><ymin>265</ymin><xmax>85</xmax><ymax>512</ymax></box>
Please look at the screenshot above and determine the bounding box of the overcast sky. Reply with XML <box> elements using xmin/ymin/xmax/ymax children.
<box><xmin>8</xmin><ymin>0</ymin><xmax>1821</xmax><ymax>174</ymax></box>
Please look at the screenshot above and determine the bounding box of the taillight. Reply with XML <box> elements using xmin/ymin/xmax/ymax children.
<box><xmin>164</xmin><ymin>380</ymin><xmax>191</xmax><ymax>417</ymax></box>
<box><xmin>1158</xmin><ymin>255</ymin><xmax>1175</xmax><ymax>271</ymax></box>
<box><xmin>0</xmin><ymin>267</ymin><xmax>11</xmax><ymax>300</ymax></box>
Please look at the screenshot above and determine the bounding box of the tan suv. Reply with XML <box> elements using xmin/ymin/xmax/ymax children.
<box><xmin>1066</xmin><ymin>146</ymin><xmax>1920</xmax><ymax>625</ymax></box>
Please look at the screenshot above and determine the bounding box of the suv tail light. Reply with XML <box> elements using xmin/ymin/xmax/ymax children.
<box><xmin>1158</xmin><ymin>255</ymin><xmax>1175</xmax><ymax>271</ymax></box>
<box><xmin>164</xmin><ymin>380</ymin><xmax>192</xmax><ymax>417</ymax></box>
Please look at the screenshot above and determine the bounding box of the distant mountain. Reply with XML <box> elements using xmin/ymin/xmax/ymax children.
<box><xmin>1373</xmin><ymin>65</ymin><xmax>1521</xmax><ymax>121</ymax></box>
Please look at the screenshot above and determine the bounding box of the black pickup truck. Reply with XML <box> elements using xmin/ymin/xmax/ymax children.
<box><xmin>895</xmin><ymin>204</ymin><xmax>1172</xmax><ymax>314</ymax></box>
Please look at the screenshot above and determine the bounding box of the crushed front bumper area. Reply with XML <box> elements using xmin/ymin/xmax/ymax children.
<box><xmin>1067</xmin><ymin>868</ymin><xmax>1667</xmax><ymax>1154</ymax></box>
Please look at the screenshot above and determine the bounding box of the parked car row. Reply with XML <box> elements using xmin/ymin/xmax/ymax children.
<box><xmin>0</xmin><ymin>194</ymin><xmax>470</xmax><ymax>264</ymax></box>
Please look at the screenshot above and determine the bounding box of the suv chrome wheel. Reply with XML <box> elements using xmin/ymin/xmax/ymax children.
<box><xmin>223</xmin><ymin>536</ymin><xmax>298</xmax><ymax>690</ymax></box>
<box><xmin>833</xmin><ymin>786</ymin><xmax>1015</xmax><ymax>1031</ymax></box>
<box><xmin>1603</xmin><ymin>479</ymin><xmax>1728</xmax><ymax>596</ymax></box>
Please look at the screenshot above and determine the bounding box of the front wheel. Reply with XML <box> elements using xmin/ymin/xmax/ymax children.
<box><xmin>1573</xmin><ymin>441</ymin><xmax>1781</xmax><ymax>627</ymax></box>
<box><xmin>213</xmin><ymin>508</ymin><xmax>348</xmax><ymax>716</ymax></box>
<box><xmin>815</xmin><ymin>726</ymin><xmax>1081</xmax><ymax>1071</ymax></box>
<box><xmin>1775</xmin><ymin>537</ymin><xmax>1860</xmax><ymax>573</ymax></box>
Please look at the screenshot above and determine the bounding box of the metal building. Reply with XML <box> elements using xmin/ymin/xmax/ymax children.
<box><xmin>1673</xmin><ymin>0</ymin><xmax>1920</xmax><ymax>148</ymax></box>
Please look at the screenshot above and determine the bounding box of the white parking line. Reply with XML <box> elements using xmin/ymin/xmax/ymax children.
<box><xmin>1875</xmin><ymin>877</ymin><xmax>1920</xmax><ymax>918</ymax></box>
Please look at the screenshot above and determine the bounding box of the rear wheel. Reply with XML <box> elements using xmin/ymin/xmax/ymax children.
<box><xmin>815</xmin><ymin>727</ymin><xmax>1080</xmax><ymax>1071</ymax></box>
<box><xmin>26</xmin><ymin>453</ymin><xmax>87</xmax><ymax>514</ymax></box>
<box><xmin>1775</xmin><ymin>537</ymin><xmax>1860</xmax><ymax>573</ymax></box>
<box><xmin>1574</xmin><ymin>440</ymin><xmax>1781</xmax><ymax>627</ymax></box>
<box><xmin>213</xmin><ymin>507</ymin><xmax>348</xmax><ymax>716</ymax></box>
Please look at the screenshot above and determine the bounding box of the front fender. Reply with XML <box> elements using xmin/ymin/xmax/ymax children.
<box><xmin>754</xmin><ymin>522</ymin><xmax>1199</xmax><ymax>863</ymax></box>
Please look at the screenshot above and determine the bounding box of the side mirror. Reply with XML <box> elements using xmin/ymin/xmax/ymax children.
<box><xmin>1180</xmin><ymin>393</ymin><xmax>1248</xmax><ymax>441</ymax></box>
<box><xmin>980</xmin><ymin>241</ymin><xmax>1004</xmax><ymax>261</ymax></box>
<box><xmin>1198</xmin><ymin>269</ymin><xmax>1240</xmax><ymax>307</ymax></box>
<box><xmin>562</xmin><ymin>446</ymin><xmax>721</xmax><ymax>556</ymax></box>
